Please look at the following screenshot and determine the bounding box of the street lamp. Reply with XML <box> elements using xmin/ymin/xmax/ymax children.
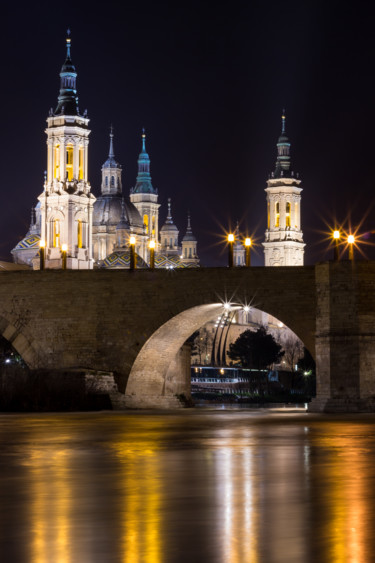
<box><xmin>149</xmin><ymin>240</ymin><xmax>155</xmax><ymax>269</ymax></box>
<box><xmin>245</xmin><ymin>237</ymin><xmax>252</xmax><ymax>267</ymax></box>
<box><xmin>333</xmin><ymin>230</ymin><xmax>340</xmax><ymax>261</ymax></box>
<box><xmin>61</xmin><ymin>243</ymin><xmax>67</xmax><ymax>270</ymax></box>
<box><xmin>39</xmin><ymin>239</ymin><xmax>45</xmax><ymax>270</ymax></box>
<box><xmin>228</xmin><ymin>233</ymin><xmax>234</xmax><ymax>268</ymax></box>
<box><xmin>129</xmin><ymin>236</ymin><xmax>136</xmax><ymax>270</ymax></box>
<box><xmin>347</xmin><ymin>234</ymin><xmax>355</xmax><ymax>261</ymax></box>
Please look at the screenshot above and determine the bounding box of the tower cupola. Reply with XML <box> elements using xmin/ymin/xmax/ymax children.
<box><xmin>181</xmin><ymin>212</ymin><xmax>199</xmax><ymax>264</ymax></box>
<box><xmin>101</xmin><ymin>126</ymin><xmax>122</xmax><ymax>195</ymax></box>
<box><xmin>55</xmin><ymin>30</ymin><xmax>80</xmax><ymax>116</ymax></box>
<box><xmin>160</xmin><ymin>198</ymin><xmax>179</xmax><ymax>252</ymax></box>
<box><xmin>131</xmin><ymin>130</ymin><xmax>157</xmax><ymax>195</ymax></box>
<box><xmin>274</xmin><ymin>110</ymin><xmax>291</xmax><ymax>178</ymax></box>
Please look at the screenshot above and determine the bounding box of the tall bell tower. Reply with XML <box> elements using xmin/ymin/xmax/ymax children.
<box><xmin>130</xmin><ymin>131</ymin><xmax>160</xmax><ymax>247</ymax></box>
<box><xmin>37</xmin><ymin>31</ymin><xmax>96</xmax><ymax>269</ymax></box>
<box><xmin>262</xmin><ymin>112</ymin><xmax>305</xmax><ymax>266</ymax></box>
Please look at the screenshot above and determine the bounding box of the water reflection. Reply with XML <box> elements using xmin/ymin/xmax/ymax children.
<box><xmin>1</xmin><ymin>412</ymin><xmax>375</xmax><ymax>562</ymax></box>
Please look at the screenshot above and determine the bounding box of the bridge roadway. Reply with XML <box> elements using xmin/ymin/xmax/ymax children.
<box><xmin>0</xmin><ymin>261</ymin><xmax>374</xmax><ymax>411</ymax></box>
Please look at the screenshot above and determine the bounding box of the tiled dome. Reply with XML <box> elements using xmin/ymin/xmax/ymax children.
<box><xmin>99</xmin><ymin>250</ymin><xmax>148</xmax><ymax>269</ymax></box>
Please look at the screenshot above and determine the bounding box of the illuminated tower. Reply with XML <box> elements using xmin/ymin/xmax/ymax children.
<box><xmin>262</xmin><ymin>112</ymin><xmax>304</xmax><ymax>266</ymax></box>
<box><xmin>37</xmin><ymin>31</ymin><xmax>95</xmax><ymax>269</ymax></box>
<box><xmin>160</xmin><ymin>198</ymin><xmax>179</xmax><ymax>254</ymax></box>
<box><xmin>181</xmin><ymin>212</ymin><xmax>199</xmax><ymax>265</ymax></box>
<box><xmin>130</xmin><ymin>131</ymin><xmax>160</xmax><ymax>250</ymax></box>
<box><xmin>233</xmin><ymin>222</ymin><xmax>245</xmax><ymax>266</ymax></box>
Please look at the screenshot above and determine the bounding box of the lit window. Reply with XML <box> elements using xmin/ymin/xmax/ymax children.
<box><xmin>286</xmin><ymin>201</ymin><xmax>291</xmax><ymax>227</ymax></box>
<box><xmin>66</xmin><ymin>145</ymin><xmax>73</xmax><ymax>181</ymax></box>
<box><xmin>77</xmin><ymin>220</ymin><xmax>83</xmax><ymax>248</ymax></box>
<box><xmin>54</xmin><ymin>144</ymin><xmax>60</xmax><ymax>179</ymax></box>
<box><xmin>78</xmin><ymin>147</ymin><xmax>84</xmax><ymax>180</ymax></box>
<box><xmin>275</xmin><ymin>202</ymin><xmax>280</xmax><ymax>227</ymax></box>
<box><xmin>53</xmin><ymin>219</ymin><xmax>60</xmax><ymax>248</ymax></box>
<box><xmin>143</xmin><ymin>214</ymin><xmax>149</xmax><ymax>234</ymax></box>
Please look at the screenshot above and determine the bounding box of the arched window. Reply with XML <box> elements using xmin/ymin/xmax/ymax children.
<box><xmin>105</xmin><ymin>176</ymin><xmax>108</xmax><ymax>187</ymax></box>
<box><xmin>78</xmin><ymin>147</ymin><xmax>84</xmax><ymax>180</ymax></box>
<box><xmin>275</xmin><ymin>202</ymin><xmax>280</xmax><ymax>227</ymax></box>
<box><xmin>184</xmin><ymin>247</ymin><xmax>187</xmax><ymax>257</ymax></box>
<box><xmin>66</xmin><ymin>145</ymin><xmax>73</xmax><ymax>181</ymax></box>
<box><xmin>267</xmin><ymin>201</ymin><xmax>270</xmax><ymax>228</ymax></box>
<box><xmin>77</xmin><ymin>220</ymin><xmax>83</xmax><ymax>249</ymax></box>
<box><xmin>53</xmin><ymin>219</ymin><xmax>60</xmax><ymax>248</ymax></box>
<box><xmin>189</xmin><ymin>247</ymin><xmax>192</xmax><ymax>258</ymax></box>
<box><xmin>143</xmin><ymin>214</ymin><xmax>149</xmax><ymax>234</ymax></box>
<box><xmin>286</xmin><ymin>201</ymin><xmax>291</xmax><ymax>227</ymax></box>
<box><xmin>54</xmin><ymin>145</ymin><xmax>60</xmax><ymax>179</ymax></box>
<box><xmin>295</xmin><ymin>202</ymin><xmax>298</xmax><ymax>228</ymax></box>
<box><xmin>111</xmin><ymin>176</ymin><xmax>115</xmax><ymax>186</ymax></box>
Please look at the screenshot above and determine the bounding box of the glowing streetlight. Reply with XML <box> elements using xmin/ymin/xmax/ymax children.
<box><xmin>39</xmin><ymin>239</ymin><xmax>45</xmax><ymax>270</ymax></box>
<box><xmin>333</xmin><ymin>230</ymin><xmax>340</xmax><ymax>261</ymax></box>
<box><xmin>245</xmin><ymin>237</ymin><xmax>252</xmax><ymax>267</ymax></box>
<box><xmin>129</xmin><ymin>235</ymin><xmax>136</xmax><ymax>270</ymax></box>
<box><xmin>61</xmin><ymin>243</ymin><xmax>68</xmax><ymax>270</ymax></box>
<box><xmin>347</xmin><ymin>234</ymin><xmax>355</xmax><ymax>260</ymax></box>
<box><xmin>227</xmin><ymin>233</ymin><xmax>234</xmax><ymax>268</ymax></box>
<box><xmin>149</xmin><ymin>239</ymin><xmax>155</xmax><ymax>269</ymax></box>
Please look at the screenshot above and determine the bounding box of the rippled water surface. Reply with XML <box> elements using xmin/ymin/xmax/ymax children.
<box><xmin>1</xmin><ymin>408</ymin><xmax>375</xmax><ymax>562</ymax></box>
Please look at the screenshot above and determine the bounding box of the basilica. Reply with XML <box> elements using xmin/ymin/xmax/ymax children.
<box><xmin>11</xmin><ymin>34</ymin><xmax>304</xmax><ymax>269</ymax></box>
<box><xmin>11</xmin><ymin>34</ymin><xmax>199</xmax><ymax>270</ymax></box>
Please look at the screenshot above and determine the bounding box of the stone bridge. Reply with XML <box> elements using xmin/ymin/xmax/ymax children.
<box><xmin>0</xmin><ymin>261</ymin><xmax>375</xmax><ymax>412</ymax></box>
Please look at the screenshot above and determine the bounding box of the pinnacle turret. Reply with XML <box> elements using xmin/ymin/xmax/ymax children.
<box><xmin>131</xmin><ymin>130</ymin><xmax>157</xmax><ymax>195</ymax></box>
<box><xmin>55</xmin><ymin>30</ymin><xmax>80</xmax><ymax>116</ymax></box>
<box><xmin>274</xmin><ymin>110</ymin><xmax>292</xmax><ymax>179</ymax></box>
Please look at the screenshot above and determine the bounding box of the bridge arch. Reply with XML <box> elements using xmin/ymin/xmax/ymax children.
<box><xmin>0</xmin><ymin>315</ymin><xmax>38</xmax><ymax>368</ymax></box>
<box><xmin>125</xmin><ymin>298</ymin><xmax>315</xmax><ymax>409</ymax></box>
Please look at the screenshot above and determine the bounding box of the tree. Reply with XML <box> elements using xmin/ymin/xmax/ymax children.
<box><xmin>227</xmin><ymin>327</ymin><xmax>284</xmax><ymax>369</ymax></box>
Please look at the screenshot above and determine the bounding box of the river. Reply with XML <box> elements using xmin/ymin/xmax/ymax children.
<box><xmin>1</xmin><ymin>408</ymin><xmax>375</xmax><ymax>562</ymax></box>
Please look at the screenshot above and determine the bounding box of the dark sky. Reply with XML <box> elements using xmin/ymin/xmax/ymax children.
<box><xmin>2</xmin><ymin>0</ymin><xmax>375</xmax><ymax>265</ymax></box>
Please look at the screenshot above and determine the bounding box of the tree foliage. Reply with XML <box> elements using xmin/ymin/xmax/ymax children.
<box><xmin>228</xmin><ymin>327</ymin><xmax>284</xmax><ymax>369</ymax></box>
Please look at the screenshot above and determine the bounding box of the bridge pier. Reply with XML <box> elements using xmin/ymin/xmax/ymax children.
<box><xmin>125</xmin><ymin>344</ymin><xmax>192</xmax><ymax>409</ymax></box>
<box><xmin>310</xmin><ymin>262</ymin><xmax>375</xmax><ymax>412</ymax></box>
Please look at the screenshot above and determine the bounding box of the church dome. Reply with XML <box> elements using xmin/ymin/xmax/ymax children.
<box><xmin>99</xmin><ymin>250</ymin><xmax>148</xmax><ymax>269</ymax></box>
<box><xmin>93</xmin><ymin>195</ymin><xmax>143</xmax><ymax>229</ymax></box>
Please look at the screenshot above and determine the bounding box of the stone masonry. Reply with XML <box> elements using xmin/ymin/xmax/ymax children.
<box><xmin>0</xmin><ymin>263</ymin><xmax>374</xmax><ymax>411</ymax></box>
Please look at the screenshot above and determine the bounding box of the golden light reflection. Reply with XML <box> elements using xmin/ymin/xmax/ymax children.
<box><xmin>313</xmin><ymin>425</ymin><xmax>368</xmax><ymax>562</ymax></box>
<box><xmin>29</xmin><ymin>448</ymin><xmax>72</xmax><ymax>563</ymax></box>
<box><xmin>111</xmin><ymin>431</ymin><xmax>162</xmax><ymax>563</ymax></box>
<box><xmin>217</xmin><ymin>439</ymin><xmax>258</xmax><ymax>563</ymax></box>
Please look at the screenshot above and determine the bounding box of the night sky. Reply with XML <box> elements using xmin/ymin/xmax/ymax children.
<box><xmin>2</xmin><ymin>1</ymin><xmax>375</xmax><ymax>266</ymax></box>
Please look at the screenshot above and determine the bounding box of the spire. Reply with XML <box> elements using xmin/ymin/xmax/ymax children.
<box><xmin>131</xmin><ymin>130</ymin><xmax>157</xmax><ymax>194</ymax></box>
<box><xmin>102</xmin><ymin>125</ymin><xmax>119</xmax><ymax>168</ymax></box>
<box><xmin>182</xmin><ymin>211</ymin><xmax>197</xmax><ymax>242</ymax></box>
<box><xmin>160</xmin><ymin>198</ymin><xmax>178</xmax><ymax>233</ymax></box>
<box><xmin>109</xmin><ymin>125</ymin><xmax>115</xmax><ymax>158</ymax></box>
<box><xmin>55</xmin><ymin>30</ymin><xmax>79</xmax><ymax>116</ymax></box>
<box><xmin>274</xmin><ymin>109</ymin><xmax>292</xmax><ymax>178</ymax></box>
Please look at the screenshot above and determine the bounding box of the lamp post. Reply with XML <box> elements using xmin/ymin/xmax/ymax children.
<box><xmin>61</xmin><ymin>243</ymin><xmax>67</xmax><ymax>270</ymax></box>
<box><xmin>129</xmin><ymin>236</ymin><xmax>136</xmax><ymax>270</ymax></box>
<box><xmin>245</xmin><ymin>237</ymin><xmax>252</xmax><ymax>267</ymax></box>
<box><xmin>228</xmin><ymin>233</ymin><xmax>234</xmax><ymax>268</ymax></box>
<box><xmin>347</xmin><ymin>234</ymin><xmax>355</xmax><ymax>261</ymax></box>
<box><xmin>39</xmin><ymin>240</ymin><xmax>45</xmax><ymax>271</ymax></box>
<box><xmin>149</xmin><ymin>240</ymin><xmax>155</xmax><ymax>269</ymax></box>
<box><xmin>333</xmin><ymin>230</ymin><xmax>340</xmax><ymax>261</ymax></box>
